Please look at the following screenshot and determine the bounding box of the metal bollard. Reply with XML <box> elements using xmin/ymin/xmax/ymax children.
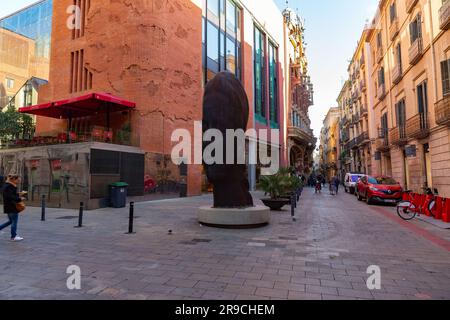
<box><xmin>75</xmin><ymin>202</ymin><xmax>84</xmax><ymax>228</ymax></box>
<box><xmin>127</xmin><ymin>202</ymin><xmax>135</xmax><ymax>234</ymax></box>
<box><xmin>291</xmin><ymin>195</ymin><xmax>295</xmax><ymax>217</ymax></box>
<box><xmin>41</xmin><ymin>195</ymin><xmax>46</xmax><ymax>221</ymax></box>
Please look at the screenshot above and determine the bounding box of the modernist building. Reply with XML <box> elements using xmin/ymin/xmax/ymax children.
<box><xmin>0</xmin><ymin>0</ymin><xmax>52</xmax><ymax>110</ymax></box>
<box><xmin>283</xmin><ymin>9</ymin><xmax>316</xmax><ymax>176</ymax></box>
<box><xmin>0</xmin><ymin>0</ymin><xmax>314</xmax><ymax>206</ymax></box>
<box><xmin>335</xmin><ymin>0</ymin><xmax>450</xmax><ymax>198</ymax></box>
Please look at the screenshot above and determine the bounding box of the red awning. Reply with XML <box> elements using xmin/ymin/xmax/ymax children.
<box><xmin>19</xmin><ymin>93</ymin><xmax>136</xmax><ymax>119</ymax></box>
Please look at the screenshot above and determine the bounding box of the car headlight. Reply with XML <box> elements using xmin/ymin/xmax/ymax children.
<box><xmin>369</xmin><ymin>187</ymin><xmax>379</xmax><ymax>191</ymax></box>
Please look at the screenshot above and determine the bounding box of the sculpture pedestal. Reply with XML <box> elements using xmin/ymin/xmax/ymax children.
<box><xmin>198</xmin><ymin>206</ymin><xmax>270</xmax><ymax>229</ymax></box>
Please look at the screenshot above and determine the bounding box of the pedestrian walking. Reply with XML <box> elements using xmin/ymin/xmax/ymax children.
<box><xmin>0</xmin><ymin>175</ymin><xmax>26</xmax><ymax>242</ymax></box>
<box><xmin>333</xmin><ymin>176</ymin><xmax>340</xmax><ymax>195</ymax></box>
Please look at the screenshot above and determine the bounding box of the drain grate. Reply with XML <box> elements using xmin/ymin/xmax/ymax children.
<box><xmin>56</xmin><ymin>216</ymin><xmax>78</xmax><ymax>220</ymax></box>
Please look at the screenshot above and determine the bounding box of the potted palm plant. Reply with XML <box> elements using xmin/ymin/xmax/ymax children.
<box><xmin>259</xmin><ymin>168</ymin><xmax>294</xmax><ymax>211</ymax></box>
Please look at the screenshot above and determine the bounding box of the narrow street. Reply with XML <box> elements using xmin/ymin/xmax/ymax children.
<box><xmin>0</xmin><ymin>188</ymin><xmax>449</xmax><ymax>300</ymax></box>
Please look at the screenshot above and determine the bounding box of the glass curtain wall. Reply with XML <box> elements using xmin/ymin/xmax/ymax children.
<box><xmin>202</xmin><ymin>0</ymin><xmax>241</xmax><ymax>83</ymax></box>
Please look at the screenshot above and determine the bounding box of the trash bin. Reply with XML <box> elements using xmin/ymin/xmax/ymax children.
<box><xmin>109</xmin><ymin>182</ymin><xmax>129</xmax><ymax>208</ymax></box>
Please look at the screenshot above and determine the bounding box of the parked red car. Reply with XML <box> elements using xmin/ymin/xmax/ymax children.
<box><xmin>356</xmin><ymin>175</ymin><xmax>403</xmax><ymax>205</ymax></box>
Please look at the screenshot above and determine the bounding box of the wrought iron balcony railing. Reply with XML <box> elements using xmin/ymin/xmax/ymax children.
<box><xmin>439</xmin><ymin>0</ymin><xmax>450</xmax><ymax>30</ymax></box>
<box><xmin>406</xmin><ymin>112</ymin><xmax>430</xmax><ymax>139</ymax></box>
<box><xmin>389</xmin><ymin>125</ymin><xmax>407</xmax><ymax>146</ymax></box>
<box><xmin>435</xmin><ymin>95</ymin><xmax>450</xmax><ymax>126</ymax></box>
<box><xmin>409</xmin><ymin>37</ymin><xmax>423</xmax><ymax>66</ymax></box>
<box><xmin>392</xmin><ymin>63</ymin><xmax>403</xmax><ymax>85</ymax></box>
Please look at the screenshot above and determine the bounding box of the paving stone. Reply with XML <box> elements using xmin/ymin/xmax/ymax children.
<box><xmin>338</xmin><ymin>288</ymin><xmax>374</xmax><ymax>299</ymax></box>
<box><xmin>1</xmin><ymin>190</ymin><xmax>449</xmax><ymax>300</ymax></box>
<box><xmin>305</xmin><ymin>285</ymin><xmax>338</xmax><ymax>295</ymax></box>
<box><xmin>255</xmin><ymin>287</ymin><xmax>288</xmax><ymax>299</ymax></box>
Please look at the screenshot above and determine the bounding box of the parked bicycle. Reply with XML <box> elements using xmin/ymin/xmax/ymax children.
<box><xmin>396</xmin><ymin>188</ymin><xmax>439</xmax><ymax>221</ymax></box>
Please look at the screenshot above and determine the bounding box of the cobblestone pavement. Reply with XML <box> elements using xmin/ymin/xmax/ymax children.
<box><xmin>0</xmin><ymin>187</ymin><xmax>449</xmax><ymax>300</ymax></box>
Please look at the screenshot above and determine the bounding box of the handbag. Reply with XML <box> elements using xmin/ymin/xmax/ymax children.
<box><xmin>16</xmin><ymin>202</ymin><xmax>26</xmax><ymax>213</ymax></box>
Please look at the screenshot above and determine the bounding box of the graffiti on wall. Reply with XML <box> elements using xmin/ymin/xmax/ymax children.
<box><xmin>0</xmin><ymin>144</ymin><xmax>90</xmax><ymax>208</ymax></box>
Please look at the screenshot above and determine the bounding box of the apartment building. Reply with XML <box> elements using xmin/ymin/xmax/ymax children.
<box><xmin>337</xmin><ymin>0</ymin><xmax>450</xmax><ymax>198</ymax></box>
<box><xmin>319</xmin><ymin>107</ymin><xmax>340</xmax><ymax>182</ymax></box>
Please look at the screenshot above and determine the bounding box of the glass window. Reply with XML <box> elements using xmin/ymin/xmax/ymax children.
<box><xmin>395</xmin><ymin>99</ymin><xmax>406</xmax><ymax>126</ymax></box>
<box><xmin>409</xmin><ymin>14</ymin><xmax>422</xmax><ymax>43</ymax></box>
<box><xmin>5</xmin><ymin>78</ymin><xmax>15</xmax><ymax>89</ymax></box>
<box><xmin>441</xmin><ymin>59</ymin><xmax>450</xmax><ymax>96</ymax></box>
<box><xmin>369</xmin><ymin>177</ymin><xmax>397</xmax><ymax>185</ymax></box>
<box><xmin>268</xmin><ymin>43</ymin><xmax>278</xmax><ymax>126</ymax></box>
<box><xmin>202</xmin><ymin>0</ymin><xmax>241</xmax><ymax>83</ymax></box>
<box><xmin>226</xmin><ymin>0</ymin><xmax>236</xmax><ymax>37</ymax></box>
<box><xmin>390</xmin><ymin>2</ymin><xmax>397</xmax><ymax>24</ymax></box>
<box><xmin>226</xmin><ymin>36</ymin><xmax>236</xmax><ymax>74</ymax></box>
<box><xmin>207</xmin><ymin>0</ymin><xmax>220</xmax><ymax>20</ymax></box>
<box><xmin>254</xmin><ymin>26</ymin><xmax>266</xmax><ymax>119</ymax></box>
<box><xmin>24</xmin><ymin>82</ymin><xmax>33</xmax><ymax>107</ymax></box>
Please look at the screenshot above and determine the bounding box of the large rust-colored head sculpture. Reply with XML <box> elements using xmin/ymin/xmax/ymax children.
<box><xmin>203</xmin><ymin>72</ymin><xmax>254</xmax><ymax>208</ymax></box>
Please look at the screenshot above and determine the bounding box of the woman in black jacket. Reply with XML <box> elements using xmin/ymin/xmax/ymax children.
<box><xmin>0</xmin><ymin>175</ymin><xmax>25</xmax><ymax>241</ymax></box>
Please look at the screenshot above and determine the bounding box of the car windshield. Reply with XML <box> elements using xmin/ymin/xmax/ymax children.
<box><xmin>368</xmin><ymin>177</ymin><xmax>397</xmax><ymax>185</ymax></box>
<box><xmin>351</xmin><ymin>176</ymin><xmax>361</xmax><ymax>182</ymax></box>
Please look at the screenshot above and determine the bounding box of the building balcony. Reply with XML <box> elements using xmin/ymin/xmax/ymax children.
<box><xmin>409</xmin><ymin>37</ymin><xmax>423</xmax><ymax>66</ymax></box>
<box><xmin>389</xmin><ymin>126</ymin><xmax>407</xmax><ymax>146</ymax></box>
<box><xmin>288</xmin><ymin>126</ymin><xmax>315</xmax><ymax>145</ymax></box>
<box><xmin>359</xmin><ymin>79</ymin><xmax>366</xmax><ymax>92</ymax></box>
<box><xmin>376</xmin><ymin>47</ymin><xmax>383</xmax><ymax>63</ymax></box>
<box><xmin>290</xmin><ymin>63</ymin><xmax>302</xmax><ymax>86</ymax></box>
<box><xmin>439</xmin><ymin>0</ymin><xmax>450</xmax><ymax>30</ymax></box>
<box><xmin>378</xmin><ymin>83</ymin><xmax>386</xmax><ymax>100</ymax></box>
<box><xmin>406</xmin><ymin>0</ymin><xmax>419</xmax><ymax>13</ymax></box>
<box><xmin>359</xmin><ymin>132</ymin><xmax>370</xmax><ymax>145</ymax></box>
<box><xmin>392</xmin><ymin>64</ymin><xmax>403</xmax><ymax>85</ymax></box>
<box><xmin>376</xmin><ymin>136</ymin><xmax>390</xmax><ymax>152</ymax></box>
<box><xmin>360</xmin><ymin>106</ymin><xmax>368</xmax><ymax>117</ymax></box>
<box><xmin>350</xmin><ymin>138</ymin><xmax>359</xmax><ymax>150</ymax></box>
<box><xmin>406</xmin><ymin>113</ymin><xmax>430</xmax><ymax>139</ymax></box>
<box><xmin>389</xmin><ymin>20</ymin><xmax>399</xmax><ymax>40</ymax></box>
<box><xmin>435</xmin><ymin>95</ymin><xmax>450</xmax><ymax>126</ymax></box>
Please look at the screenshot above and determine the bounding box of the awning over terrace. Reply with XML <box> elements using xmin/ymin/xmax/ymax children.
<box><xmin>19</xmin><ymin>93</ymin><xmax>136</xmax><ymax>144</ymax></box>
<box><xmin>19</xmin><ymin>93</ymin><xmax>136</xmax><ymax>119</ymax></box>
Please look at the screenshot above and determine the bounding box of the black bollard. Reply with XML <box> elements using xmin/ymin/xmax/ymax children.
<box><xmin>41</xmin><ymin>195</ymin><xmax>46</xmax><ymax>221</ymax></box>
<box><xmin>75</xmin><ymin>202</ymin><xmax>84</xmax><ymax>228</ymax></box>
<box><xmin>127</xmin><ymin>202</ymin><xmax>135</xmax><ymax>234</ymax></box>
<box><xmin>291</xmin><ymin>195</ymin><xmax>295</xmax><ymax>217</ymax></box>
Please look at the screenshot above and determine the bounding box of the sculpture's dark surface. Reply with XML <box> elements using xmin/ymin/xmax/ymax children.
<box><xmin>203</xmin><ymin>72</ymin><xmax>254</xmax><ymax>208</ymax></box>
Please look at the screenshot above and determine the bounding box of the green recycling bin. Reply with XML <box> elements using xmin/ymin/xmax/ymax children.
<box><xmin>109</xmin><ymin>182</ymin><xmax>129</xmax><ymax>208</ymax></box>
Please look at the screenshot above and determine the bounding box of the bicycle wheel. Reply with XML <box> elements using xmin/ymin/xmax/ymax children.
<box><xmin>397</xmin><ymin>201</ymin><xmax>416</xmax><ymax>220</ymax></box>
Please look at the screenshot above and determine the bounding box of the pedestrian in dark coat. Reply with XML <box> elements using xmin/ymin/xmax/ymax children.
<box><xmin>0</xmin><ymin>175</ymin><xmax>25</xmax><ymax>241</ymax></box>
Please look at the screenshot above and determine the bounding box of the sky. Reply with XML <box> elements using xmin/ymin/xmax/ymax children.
<box><xmin>1</xmin><ymin>0</ymin><xmax>379</xmax><ymax>140</ymax></box>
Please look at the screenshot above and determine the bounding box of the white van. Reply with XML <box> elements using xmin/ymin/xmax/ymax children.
<box><xmin>344</xmin><ymin>173</ymin><xmax>364</xmax><ymax>194</ymax></box>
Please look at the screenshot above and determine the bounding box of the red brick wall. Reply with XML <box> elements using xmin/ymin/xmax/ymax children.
<box><xmin>37</xmin><ymin>0</ymin><xmax>203</xmax><ymax>196</ymax></box>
